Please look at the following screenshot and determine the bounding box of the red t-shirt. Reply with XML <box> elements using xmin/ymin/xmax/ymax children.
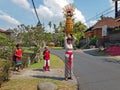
<box><xmin>14</xmin><ymin>49</ymin><xmax>22</xmax><ymax>60</ymax></box>
<box><xmin>43</xmin><ymin>50</ymin><xmax>50</xmax><ymax>60</ymax></box>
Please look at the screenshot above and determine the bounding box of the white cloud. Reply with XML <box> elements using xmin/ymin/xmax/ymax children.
<box><xmin>12</xmin><ymin>0</ymin><xmax>30</xmax><ymax>9</ymax></box>
<box><xmin>0</xmin><ymin>14</ymin><xmax>21</xmax><ymax>25</ymax></box>
<box><xmin>34</xmin><ymin>0</ymin><xmax>86</xmax><ymax>28</ymax></box>
<box><xmin>109</xmin><ymin>0</ymin><xmax>113</xmax><ymax>5</ymax></box>
<box><xmin>109</xmin><ymin>0</ymin><xmax>120</xmax><ymax>9</ymax></box>
<box><xmin>89</xmin><ymin>20</ymin><xmax>97</xmax><ymax>27</ymax></box>
<box><xmin>74</xmin><ymin>9</ymin><xmax>86</xmax><ymax>24</ymax></box>
<box><xmin>109</xmin><ymin>0</ymin><xmax>114</xmax><ymax>8</ymax></box>
<box><xmin>0</xmin><ymin>15</ymin><xmax>21</xmax><ymax>25</ymax></box>
<box><xmin>36</xmin><ymin>5</ymin><xmax>54</xmax><ymax>19</ymax></box>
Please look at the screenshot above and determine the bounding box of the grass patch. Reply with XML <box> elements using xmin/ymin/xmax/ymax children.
<box><xmin>29</xmin><ymin>54</ymin><xmax>64</xmax><ymax>69</ymax></box>
<box><xmin>51</xmin><ymin>47</ymin><xmax>64</xmax><ymax>50</ymax></box>
<box><xmin>1</xmin><ymin>78</ymin><xmax>76</xmax><ymax>90</ymax></box>
<box><xmin>23</xmin><ymin>49</ymin><xmax>34</xmax><ymax>54</ymax></box>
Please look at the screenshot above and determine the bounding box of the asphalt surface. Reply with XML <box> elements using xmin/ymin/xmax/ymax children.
<box><xmin>51</xmin><ymin>49</ymin><xmax>120</xmax><ymax>90</ymax></box>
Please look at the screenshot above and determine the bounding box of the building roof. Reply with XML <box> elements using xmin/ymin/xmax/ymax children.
<box><xmin>94</xmin><ymin>17</ymin><xmax>120</xmax><ymax>28</ymax></box>
<box><xmin>0</xmin><ymin>29</ymin><xmax>5</xmax><ymax>33</ymax></box>
<box><xmin>84</xmin><ymin>26</ymin><xmax>93</xmax><ymax>32</ymax></box>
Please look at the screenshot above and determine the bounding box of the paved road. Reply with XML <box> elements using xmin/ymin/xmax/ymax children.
<box><xmin>51</xmin><ymin>49</ymin><xmax>120</xmax><ymax>90</ymax></box>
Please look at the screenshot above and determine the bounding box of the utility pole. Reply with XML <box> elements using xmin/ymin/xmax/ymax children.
<box><xmin>115</xmin><ymin>1</ymin><xmax>118</xmax><ymax>18</ymax></box>
<box><xmin>31</xmin><ymin>0</ymin><xmax>42</xmax><ymax>26</ymax></box>
<box><xmin>112</xmin><ymin>0</ymin><xmax>120</xmax><ymax>18</ymax></box>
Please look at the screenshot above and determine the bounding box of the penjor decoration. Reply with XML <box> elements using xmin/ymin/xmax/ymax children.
<box><xmin>63</xmin><ymin>4</ymin><xmax>75</xmax><ymax>35</ymax></box>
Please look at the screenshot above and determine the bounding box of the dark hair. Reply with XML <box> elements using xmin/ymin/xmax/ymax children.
<box><xmin>67</xmin><ymin>38</ymin><xmax>72</xmax><ymax>41</ymax></box>
<box><xmin>16</xmin><ymin>44</ymin><xmax>20</xmax><ymax>47</ymax></box>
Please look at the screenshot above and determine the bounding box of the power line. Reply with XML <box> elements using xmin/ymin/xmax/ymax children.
<box><xmin>85</xmin><ymin>1</ymin><xmax>116</xmax><ymax>23</ymax></box>
<box><xmin>85</xmin><ymin>6</ymin><xmax>120</xmax><ymax>26</ymax></box>
<box><xmin>31</xmin><ymin>0</ymin><xmax>41</xmax><ymax>25</ymax></box>
<box><xmin>85</xmin><ymin>6</ymin><xmax>114</xmax><ymax>23</ymax></box>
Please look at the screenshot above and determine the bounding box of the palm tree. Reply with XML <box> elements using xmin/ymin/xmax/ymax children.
<box><xmin>53</xmin><ymin>24</ymin><xmax>59</xmax><ymax>33</ymax></box>
<box><xmin>48</xmin><ymin>21</ymin><xmax>52</xmax><ymax>29</ymax></box>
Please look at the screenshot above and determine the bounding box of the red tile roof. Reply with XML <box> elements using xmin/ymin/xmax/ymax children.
<box><xmin>94</xmin><ymin>17</ymin><xmax>120</xmax><ymax>28</ymax></box>
<box><xmin>0</xmin><ymin>29</ymin><xmax>5</xmax><ymax>33</ymax></box>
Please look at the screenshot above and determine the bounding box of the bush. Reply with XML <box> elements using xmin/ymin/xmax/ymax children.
<box><xmin>0</xmin><ymin>59</ymin><xmax>11</xmax><ymax>87</ymax></box>
<box><xmin>21</xmin><ymin>53</ymin><xmax>36</xmax><ymax>68</ymax></box>
<box><xmin>22</xmin><ymin>54</ymin><xmax>29</xmax><ymax>68</ymax></box>
<box><xmin>90</xmin><ymin>36</ymin><xmax>99</xmax><ymax>45</ymax></box>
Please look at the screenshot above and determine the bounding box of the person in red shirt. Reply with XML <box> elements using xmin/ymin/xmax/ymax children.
<box><xmin>43</xmin><ymin>46</ymin><xmax>50</xmax><ymax>71</ymax></box>
<box><xmin>14</xmin><ymin>44</ymin><xmax>22</xmax><ymax>71</ymax></box>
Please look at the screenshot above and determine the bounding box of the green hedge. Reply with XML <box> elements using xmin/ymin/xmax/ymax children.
<box><xmin>0</xmin><ymin>59</ymin><xmax>11</xmax><ymax>87</ymax></box>
<box><xmin>22</xmin><ymin>53</ymin><xmax>29</xmax><ymax>68</ymax></box>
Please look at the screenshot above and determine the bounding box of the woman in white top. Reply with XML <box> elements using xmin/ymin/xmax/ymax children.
<box><xmin>64</xmin><ymin>34</ymin><xmax>76</xmax><ymax>81</ymax></box>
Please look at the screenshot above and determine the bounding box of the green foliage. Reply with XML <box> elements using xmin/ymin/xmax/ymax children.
<box><xmin>0</xmin><ymin>33</ymin><xmax>8</xmax><ymax>46</ymax></box>
<box><xmin>44</xmin><ymin>33</ymin><xmax>53</xmax><ymax>45</ymax></box>
<box><xmin>52</xmin><ymin>47</ymin><xmax>64</xmax><ymax>50</ymax></box>
<box><xmin>73</xmin><ymin>21</ymin><xmax>88</xmax><ymax>48</ymax></box>
<box><xmin>21</xmin><ymin>54</ymin><xmax>28</xmax><ymax>68</ymax></box>
<box><xmin>59</xmin><ymin>21</ymin><xmax>65</xmax><ymax>32</ymax></box>
<box><xmin>48</xmin><ymin>21</ymin><xmax>52</xmax><ymax>28</ymax></box>
<box><xmin>0</xmin><ymin>46</ymin><xmax>14</xmax><ymax>60</ymax></box>
<box><xmin>0</xmin><ymin>59</ymin><xmax>11</xmax><ymax>86</ymax></box>
<box><xmin>22</xmin><ymin>49</ymin><xmax>36</xmax><ymax>68</ymax></box>
<box><xmin>73</xmin><ymin>21</ymin><xmax>87</xmax><ymax>33</ymax></box>
<box><xmin>0</xmin><ymin>30</ymin><xmax>16</xmax><ymax>61</ymax></box>
<box><xmin>90</xmin><ymin>35</ymin><xmax>99</xmax><ymax>45</ymax></box>
<box><xmin>52</xmin><ymin>33</ymin><xmax>64</xmax><ymax>47</ymax></box>
<box><xmin>17</xmin><ymin>24</ymin><xmax>45</xmax><ymax>48</ymax></box>
<box><xmin>23</xmin><ymin>49</ymin><xmax>34</xmax><ymax>54</ymax></box>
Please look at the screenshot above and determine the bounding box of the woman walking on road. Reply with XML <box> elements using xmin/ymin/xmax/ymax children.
<box><xmin>64</xmin><ymin>33</ymin><xmax>76</xmax><ymax>81</ymax></box>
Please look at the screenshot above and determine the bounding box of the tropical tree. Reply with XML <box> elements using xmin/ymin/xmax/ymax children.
<box><xmin>53</xmin><ymin>24</ymin><xmax>59</xmax><ymax>33</ymax></box>
<box><xmin>16</xmin><ymin>24</ymin><xmax>46</xmax><ymax>62</ymax></box>
<box><xmin>0</xmin><ymin>31</ymin><xmax>17</xmax><ymax>60</ymax></box>
<box><xmin>44</xmin><ymin>33</ymin><xmax>53</xmax><ymax>44</ymax></box>
<box><xmin>59</xmin><ymin>21</ymin><xmax>65</xmax><ymax>32</ymax></box>
<box><xmin>0</xmin><ymin>33</ymin><xmax>8</xmax><ymax>46</ymax></box>
<box><xmin>48</xmin><ymin>21</ymin><xmax>52</xmax><ymax>29</ymax></box>
<box><xmin>73</xmin><ymin>21</ymin><xmax>87</xmax><ymax>48</ymax></box>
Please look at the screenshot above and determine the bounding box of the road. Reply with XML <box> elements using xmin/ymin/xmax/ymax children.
<box><xmin>51</xmin><ymin>49</ymin><xmax>120</xmax><ymax>90</ymax></box>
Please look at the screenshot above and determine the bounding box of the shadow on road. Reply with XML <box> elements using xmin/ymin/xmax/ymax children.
<box><xmin>83</xmin><ymin>49</ymin><xmax>109</xmax><ymax>56</ymax></box>
<box><xmin>32</xmin><ymin>75</ymin><xmax>64</xmax><ymax>81</ymax></box>
<box><xmin>102</xmin><ymin>58</ymin><xmax>120</xmax><ymax>64</ymax></box>
<box><xmin>32</xmin><ymin>69</ymin><xmax>43</xmax><ymax>71</ymax></box>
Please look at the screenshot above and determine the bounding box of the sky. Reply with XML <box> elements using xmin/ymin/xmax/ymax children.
<box><xmin>0</xmin><ymin>0</ymin><xmax>116</xmax><ymax>31</ymax></box>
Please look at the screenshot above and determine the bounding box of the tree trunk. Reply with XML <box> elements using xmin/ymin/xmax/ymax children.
<box><xmin>33</xmin><ymin>48</ymin><xmax>41</xmax><ymax>63</ymax></box>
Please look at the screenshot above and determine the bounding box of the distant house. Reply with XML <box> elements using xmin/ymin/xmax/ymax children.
<box><xmin>85</xmin><ymin>17</ymin><xmax>120</xmax><ymax>41</ymax></box>
<box><xmin>0</xmin><ymin>29</ymin><xmax>6</xmax><ymax>33</ymax></box>
<box><xmin>84</xmin><ymin>17</ymin><xmax>120</xmax><ymax>48</ymax></box>
<box><xmin>0</xmin><ymin>28</ymin><xmax>14</xmax><ymax>39</ymax></box>
<box><xmin>85</xmin><ymin>26</ymin><xmax>93</xmax><ymax>40</ymax></box>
